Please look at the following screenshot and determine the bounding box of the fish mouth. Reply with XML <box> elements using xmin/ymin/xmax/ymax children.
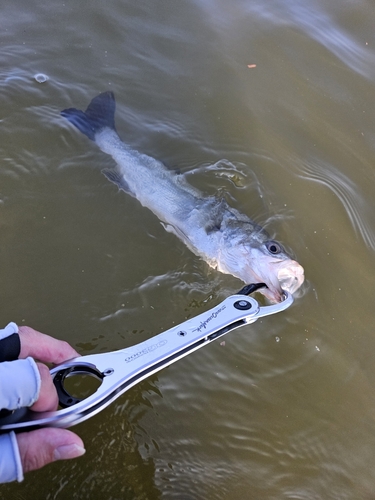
<box><xmin>277</xmin><ymin>260</ymin><xmax>305</xmax><ymax>295</ymax></box>
<box><xmin>253</xmin><ymin>259</ymin><xmax>305</xmax><ymax>303</ymax></box>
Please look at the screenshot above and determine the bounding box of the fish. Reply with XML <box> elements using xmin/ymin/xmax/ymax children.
<box><xmin>61</xmin><ymin>91</ymin><xmax>304</xmax><ymax>302</ymax></box>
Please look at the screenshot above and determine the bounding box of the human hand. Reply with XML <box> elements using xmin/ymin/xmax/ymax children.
<box><xmin>18</xmin><ymin>325</ymin><xmax>79</xmax><ymax>365</ymax></box>
<box><xmin>16</xmin><ymin>326</ymin><xmax>85</xmax><ymax>475</ymax></box>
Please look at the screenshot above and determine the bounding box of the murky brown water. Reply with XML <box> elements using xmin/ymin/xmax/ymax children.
<box><xmin>1</xmin><ymin>0</ymin><xmax>375</xmax><ymax>498</ymax></box>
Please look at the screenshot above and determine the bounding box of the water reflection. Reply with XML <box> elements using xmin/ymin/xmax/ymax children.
<box><xmin>294</xmin><ymin>156</ymin><xmax>375</xmax><ymax>251</ymax></box>
<box><xmin>246</xmin><ymin>0</ymin><xmax>375</xmax><ymax>80</ymax></box>
<box><xmin>2</xmin><ymin>0</ymin><xmax>375</xmax><ymax>497</ymax></box>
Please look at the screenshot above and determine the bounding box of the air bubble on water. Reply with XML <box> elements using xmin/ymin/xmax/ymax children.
<box><xmin>34</xmin><ymin>73</ymin><xmax>48</xmax><ymax>83</ymax></box>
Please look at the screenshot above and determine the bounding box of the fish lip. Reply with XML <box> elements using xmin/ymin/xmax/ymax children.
<box><xmin>248</xmin><ymin>258</ymin><xmax>304</xmax><ymax>303</ymax></box>
<box><xmin>242</xmin><ymin>266</ymin><xmax>283</xmax><ymax>303</ymax></box>
<box><xmin>260</xmin><ymin>286</ymin><xmax>283</xmax><ymax>303</ymax></box>
<box><xmin>277</xmin><ymin>260</ymin><xmax>305</xmax><ymax>295</ymax></box>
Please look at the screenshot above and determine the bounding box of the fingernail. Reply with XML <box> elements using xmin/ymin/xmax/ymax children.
<box><xmin>54</xmin><ymin>444</ymin><xmax>86</xmax><ymax>461</ymax></box>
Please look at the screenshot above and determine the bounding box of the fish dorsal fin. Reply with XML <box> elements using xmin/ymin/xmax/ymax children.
<box><xmin>204</xmin><ymin>197</ymin><xmax>226</xmax><ymax>234</ymax></box>
<box><xmin>102</xmin><ymin>168</ymin><xmax>135</xmax><ymax>197</ymax></box>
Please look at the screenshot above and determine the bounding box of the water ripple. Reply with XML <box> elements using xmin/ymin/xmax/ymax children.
<box><xmin>292</xmin><ymin>156</ymin><xmax>375</xmax><ymax>251</ymax></box>
<box><xmin>249</xmin><ymin>0</ymin><xmax>375</xmax><ymax>81</ymax></box>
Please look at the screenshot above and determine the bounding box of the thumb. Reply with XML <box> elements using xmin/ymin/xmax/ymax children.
<box><xmin>16</xmin><ymin>428</ymin><xmax>85</xmax><ymax>474</ymax></box>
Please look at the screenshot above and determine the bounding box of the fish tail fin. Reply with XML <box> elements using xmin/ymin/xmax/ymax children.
<box><xmin>61</xmin><ymin>91</ymin><xmax>116</xmax><ymax>141</ymax></box>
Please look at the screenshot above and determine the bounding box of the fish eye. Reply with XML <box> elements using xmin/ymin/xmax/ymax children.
<box><xmin>266</xmin><ymin>241</ymin><xmax>282</xmax><ymax>254</ymax></box>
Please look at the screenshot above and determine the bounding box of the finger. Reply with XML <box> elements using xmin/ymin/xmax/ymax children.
<box><xmin>16</xmin><ymin>428</ymin><xmax>85</xmax><ymax>474</ymax></box>
<box><xmin>30</xmin><ymin>363</ymin><xmax>59</xmax><ymax>412</ymax></box>
<box><xmin>18</xmin><ymin>326</ymin><xmax>80</xmax><ymax>364</ymax></box>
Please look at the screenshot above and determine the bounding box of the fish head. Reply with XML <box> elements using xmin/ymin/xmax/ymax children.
<box><xmin>218</xmin><ymin>233</ymin><xmax>304</xmax><ymax>302</ymax></box>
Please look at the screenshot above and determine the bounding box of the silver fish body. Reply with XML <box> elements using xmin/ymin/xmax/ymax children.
<box><xmin>61</xmin><ymin>92</ymin><xmax>304</xmax><ymax>302</ymax></box>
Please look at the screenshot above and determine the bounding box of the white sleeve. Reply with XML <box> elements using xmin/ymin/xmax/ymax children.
<box><xmin>0</xmin><ymin>357</ymin><xmax>41</xmax><ymax>483</ymax></box>
<box><xmin>0</xmin><ymin>432</ymin><xmax>23</xmax><ymax>482</ymax></box>
<box><xmin>0</xmin><ymin>322</ymin><xmax>18</xmax><ymax>340</ymax></box>
<box><xmin>0</xmin><ymin>358</ymin><xmax>41</xmax><ymax>410</ymax></box>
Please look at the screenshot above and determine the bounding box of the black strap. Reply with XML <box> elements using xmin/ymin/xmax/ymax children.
<box><xmin>0</xmin><ymin>333</ymin><xmax>21</xmax><ymax>362</ymax></box>
<box><xmin>237</xmin><ymin>283</ymin><xmax>267</xmax><ymax>296</ymax></box>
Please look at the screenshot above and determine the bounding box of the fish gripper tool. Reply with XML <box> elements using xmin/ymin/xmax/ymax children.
<box><xmin>0</xmin><ymin>287</ymin><xmax>293</xmax><ymax>433</ymax></box>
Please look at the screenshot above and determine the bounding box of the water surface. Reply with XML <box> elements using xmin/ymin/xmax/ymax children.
<box><xmin>1</xmin><ymin>0</ymin><xmax>375</xmax><ymax>499</ymax></box>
